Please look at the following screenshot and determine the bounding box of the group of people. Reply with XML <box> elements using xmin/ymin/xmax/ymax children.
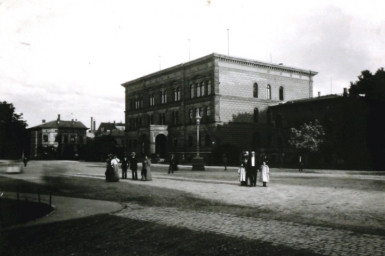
<box><xmin>105</xmin><ymin>152</ymin><xmax>152</xmax><ymax>182</ymax></box>
<box><xmin>238</xmin><ymin>151</ymin><xmax>270</xmax><ymax>187</ymax></box>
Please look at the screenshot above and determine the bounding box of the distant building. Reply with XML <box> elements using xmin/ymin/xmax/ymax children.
<box><xmin>122</xmin><ymin>53</ymin><xmax>317</xmax><ymax>162</ymax></box>
<box><xmin>29</xmin><ymin>114</ymin><xmax>88</xmax><ymax>159</ymax></box>
<box><xmin>95</xmin><ymin>122</ymin><xmax>125</xmax><ymax>148</ymax></box>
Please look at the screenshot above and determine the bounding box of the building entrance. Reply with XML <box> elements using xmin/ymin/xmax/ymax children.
<box><xmin>155</xmin><ymin>134</ymin><xmax>167</xmax><ymax>158</ymax></box>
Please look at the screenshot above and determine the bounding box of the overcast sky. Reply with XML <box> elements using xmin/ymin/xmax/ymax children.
<box><xmin>0</xmin><ymin>0</ymin><xmax>384</xmax><ymax>128</ymax></box>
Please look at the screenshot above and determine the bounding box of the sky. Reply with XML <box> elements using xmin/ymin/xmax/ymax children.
<box><xmin>0</xmin><ymin>0</ymin><xmax>384</xmax><ymax>128</ymax></box>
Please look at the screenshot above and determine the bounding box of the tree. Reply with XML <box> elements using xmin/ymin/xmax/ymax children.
<box><xmin>349</xmin><ymin>68</ymin><xmax>385</xmax><ymax>100</ymax></box>
<box><xmin>0</xmin><ymin>101</ymin><xmax>28</xmax><ymax>159</ymax></box>
<box><xmin>349</xmin><ymin>68</ymin><xmax>385</xmax><ymax>170</ymax></box>
<box><xmin>288</xmin><ymin>120</ymin><xmax>325</xmax><ymax>169</ymax></box>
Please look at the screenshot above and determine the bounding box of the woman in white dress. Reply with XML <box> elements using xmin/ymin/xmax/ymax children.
<box><xmin>259</xmin><ymin>161</ymin><xmax>269</xmax><ymax>187</ymax></box>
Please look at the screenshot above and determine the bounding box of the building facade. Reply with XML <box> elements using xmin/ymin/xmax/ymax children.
<box><xmin>29</xmin><ymin>114</ymin><xmax>88</xmax><ymax>159</ymax></box>
<box><xmin>269</xmin><ymin>94</ymin><xmax>371</xmax><ymax>169</ymax></box>
<box><xmin>122</xmin><ymin>53</ymin><xmax>317</xmax><ymax>163</ymax></box>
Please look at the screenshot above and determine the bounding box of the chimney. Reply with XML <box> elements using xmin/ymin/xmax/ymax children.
<box><xmin>343</xmin><ymin>88</ymin><xmax>348</xmax><ymax>97</ymax></box>
<box><xmin>93</xmin><ymin>120</ymin><xmax>96</xmax><ymax>131</ymax></box>
<box><xmin>91</xmin><ymin>117</ymin><xmax>93</xmax><ymax>131</ymax></box>
<box><xmin>57</xmin><ymin>114</ymin><xmax>61</xmax><ymax>121</ymax></box>
<box><xmin>42</xmin><ymin>119</ymin><xmax>46</xmax><ymax>123</ymax></box>
<box><xmin>318</xmin><ymin>92</ymin><xmax>321</xmax><ymax>97</ymax></box>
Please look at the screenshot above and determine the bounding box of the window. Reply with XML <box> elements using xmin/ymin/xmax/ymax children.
<box><xmin>253</xmin><ymin>83</ymin><xmax>258</xmax><ymax>98</ymax></box>
<box><xmin>207</xmin><ymin>80</ymin><xmax>211</xmax><ymax>95</ymax></box>
<box><xmin>43</xmin><ymin>135</ymin><xmax>48</xmax><ymax>142</ymax></box>
<box><xmin>159</xmin><ymin>113</ymin><xmax>166</xmax><ymax>125</ymax></box>
<box><xmin>201</xmin><ymin>82</ymin><xmax>205</xmax><ymax>96</ymax></box>
<box><xmin>150</xmin><ymin>94</ymin><xmax>155</xmax><ymax>106</ymax></box>
<box><xmin>266</xmin><ymin>84</ymin><xmax>271</xmax><ymax>99</ymax></box>
<box><xmin>279</xmin><ymin>86</ymin><xmax>284</xmax><ymax>101</ymax></box>
<box><xmin>172</xmin><ymin>111</ymin><xmax>179</xmax><ymax>125</ymax></box>
<box><xmin>190</xmin><ymin>84</ymin><xmax>194</xmax><ymax>98</ymax></box>
<box><xmin>253</xmin><ymin>108</ymin><xmax>259</xmax><ymax>123</ymax></box>
<box><xmin>189</xmin><ymin>109</ymin><xmax>194</xmax><ymax>123</ymax></box>
<box><xmin>162</xmin><ymin>90</ymin><xmax>167</xmax><ymax>104</ymax></box>
<box><xmin>206</xmin><ymin>106</ymin><xmax>211</xmax><ymax>119</ymax></box>
<box><xmin>196</xmin><ymin>83</ymin><xmax>201</xmax><ymax>97</ymax></box>
<box><xmin>174</xmin><ymin>87</ymin><xmax>180</xmax><ymax>101</ymax></box>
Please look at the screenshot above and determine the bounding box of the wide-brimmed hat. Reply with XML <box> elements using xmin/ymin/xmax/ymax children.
<box><xmin>131</xmin><ymin>152</ymin><xmax>136</xmax><ymax>156</ymax></box>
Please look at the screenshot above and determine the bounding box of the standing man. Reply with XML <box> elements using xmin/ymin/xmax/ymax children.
<box><xmin>298</xmin><ymin>154</ymin><xmax>304</xmax><ymax>172</ymax></box>
<box><xmin>168</xmin><ymin>154</ymin><xmax>176</xmax><ymax>174</ymax></box>
<box><xmin>222</xmin><ymin>153</ymin><xmax>228</xmax><ymax>171</ymax></box>
<box><xmin>250</xmin><ymin>151</ymin><xmax>257</xmax><ymax>187</ymax></box>
<box><xmin>121</xmin><ymin>155</ymin><xmax>129</xmax><ymax>179</ymax></box>
<box><xmin>129</xmin><ymin>152</ymin><xmax>138</xmax><ymax>180</ymax></box>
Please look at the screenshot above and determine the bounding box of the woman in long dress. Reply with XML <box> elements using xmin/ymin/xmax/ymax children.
<box><xmin>110</xmin><ymin>155</ymin><xmax>120</xmax><ymax>182</ymax></box>
<box><xmin>141</xmin><ymin>155</ymin><xmax>152</xmax><ymax>181</ymax></box>
<box><xmin>238</xmin><ymin>152</ymin><xmax>248</xmax><ymax>186</ymax></box>
<box><xmin>260</xmin><ymin>161</ymin><xmax>269</xmax><ymax>187</ymax></box>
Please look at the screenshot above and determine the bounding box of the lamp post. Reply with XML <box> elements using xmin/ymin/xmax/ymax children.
<box><xmin>196</xmin><ymin>112</ymin><xmax>201</xmax><ymax>157</ymax></box>
<box><xmin>192</xmin><ymin>112</ymin><xmax>205</xmax><ymax>170</ymax></box>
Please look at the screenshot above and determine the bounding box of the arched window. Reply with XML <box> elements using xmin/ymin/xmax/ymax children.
<box><xmin>253</xmin><ymin>108</ymin><xmax>259</xmax><ymax>123</ymax></box>
<box><xmin>253</xmin><ymin>83</ymin><xmax>258</xmax><ymax>98</ymax></box>
<box><xmin>266</xmin><ymin>84</ymin><xmax>271</xmax><ymax>99</ymax></box>
<box><xmin>279</xmin><ymin>86</ymin><xmax>284</xmax><ymax>101</ymax></box>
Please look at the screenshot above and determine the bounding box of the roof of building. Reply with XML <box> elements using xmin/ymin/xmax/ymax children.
<box><xmin>121</xmin><ymin>52</ymin><xmax>318</xmax><ymax>87</ymax></box>
<box><xmin>270</xmin><ymin>94</ymin><xmax>348</xmax><ymax>109</ymax></box>
<box><xmin>29</xmin><ymin>120</ymin><xmax>88</xmax><ymax>130</ymax></box>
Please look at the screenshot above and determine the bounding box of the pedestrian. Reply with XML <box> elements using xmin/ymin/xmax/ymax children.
<box><xmin>298</xmin><ymin>154</ymin><xmax>304</xmax><ymax>172</ymax></box>
<box><xmin>260</xmin><ymin>161</ymin><xmax>270</xmax><ymax>187</ymax></box>
<box><xmin>168</xmin><ymin>154</ymin><xmax>176</xmax><ymax>174</ymax></box>
<box><xmin>23</xmin><ymin>157</ymin><xmax>28</xmax><ymax>167</ymax></box>
<box><xmin>110</xmin><ymin>154</ymin><xmax>120</xmax><ymax>182</ymax></box>
<box><xmin>250</xmin><ymin>151</ymin><xmax>257</xmax><ymax>187</ymax></box>
<box><xmin>238</xmin><ymin>151</ymin><xmax>248</xmax><ymax>186</ymax></box>
<box><xmin>129</xmin><ymin>152</ymin><xmax>138</xmax><ymax>180</ymax></box>
<box><xmin>141</xmin><ymin>155</ymin><xmax>152</xmax><ymax>181</ymax></box>
<box><xmin>105</xmin><ymin>154</ymin><xmax>113</xmax><ymax>181</ymax></box>
<box><xmin>121</xmin><ymin>155</ymin><xmax>129</xmax><ymax>179</ymax></box>
<box><xmin>222</xmin><ymin>153</ymin><xmax>228</xmax><ymax>171</ymax></box>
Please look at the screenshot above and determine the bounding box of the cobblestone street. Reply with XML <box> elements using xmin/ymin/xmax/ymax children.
<box><xmin>115</xmin><ymin>202</ymin><xmax>385</xmax><ymax>256</ymax></box>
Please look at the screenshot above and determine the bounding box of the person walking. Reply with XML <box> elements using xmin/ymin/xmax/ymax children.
<box><xmin>121</xmin><ymin>155</ymin><xmax>129</xmax><ymax>179</ymax></box>
<box><xmin>260</xmin><ymin>161</ymin><xmax>270</xmax><ymax>187</ymax></box>
<box><xmin>168</xmin><ymin>154</ymin><xmax>176</xmax><ymax>174</ymax></box>
<box><xmin>129</xmin><ymin>152</ymin><xmax>138</xmax><ymax>180</ymax></box>
<box><xmin>141</xmin><ymin>155</ymin><xmax>152</xmax><ymax>181</ymax></box>
<box><xmin>23</xmin><ymin>157</ymin><xmax>28</xmax><ymax>167</ymax></box>
<box><xmin>110</xmin><ymin>154</ymin><xmax>120</xmax><ymax>182</ymax></box>
<box><xmin>222</xmin><ymin>153</ymin><xmax>228</xmax><ymax>171</ymax></box>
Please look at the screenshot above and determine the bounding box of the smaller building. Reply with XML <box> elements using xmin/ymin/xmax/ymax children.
<box><xmin>95</xmin><ymin>122</ymin><xmax>125</xmax><ymax>149</ymax></box>
<box><xmin>29</xmin><ymin>114</ymin><xmax>88</xmax><ymax>159</ymax></box>
<box><xmin>269</xmin><ymin>92</ymin><xmax>371</xmax><ymax>169</ymax></box>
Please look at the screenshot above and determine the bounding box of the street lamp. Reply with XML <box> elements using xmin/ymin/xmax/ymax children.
<box><xmin>192</xmin><ymin>111</ymin><xmax>205</xmax><ymax>170</ymax></box>
<box><xmin>196</xmin><ymin>112</ymin><xmax>201</xmax><ymax>157</ymax></box>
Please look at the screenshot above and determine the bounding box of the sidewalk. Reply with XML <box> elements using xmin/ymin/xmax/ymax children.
<box><xmin>3</xmin><ymin>192</ymin><xmax>124</xmax><ymax>229</ymax></box>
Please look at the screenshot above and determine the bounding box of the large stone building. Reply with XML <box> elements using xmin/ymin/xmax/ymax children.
<box><xmin>122</xmin><ymin>53</ymin><xmax>317</xmax><ymax>163</ymax></box>
<box><xmin>29</xmin><ymin>114</ymin><xmax>88</xmax><ymax>159</ymax></box>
